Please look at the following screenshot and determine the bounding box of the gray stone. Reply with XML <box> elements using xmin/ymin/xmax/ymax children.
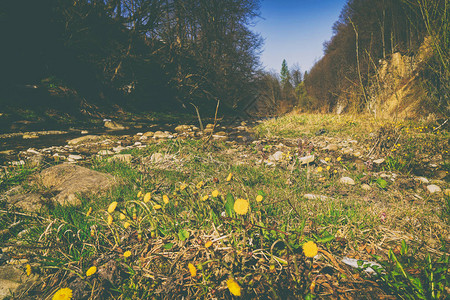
<box><xmin>68</xmin><ymin>154</ymin><xmax>83</xmax><ymax>160</ymax></box>
<box><xmin>104</xmin><ymin>121</ymin><xmax>127</xmax><ymax>130</ymax></box>
<box><xmin>361</xmin><ymin>184</ymin><xmax>372</xmax><ymax>191</ymax></box>
<box><xmin>175</xmin><ymin>125</ymin><xmax>191</xmax><ymax>132</ymax></box>
<box><xmin>416</xmin><ymin>177</ymin><xmax>429</xmax><ymax>184</ymax></box>
<box><xmin>373</xmin><ymin>158</ymin><xmax>385</xmax><ymax>165</ymax></box>
<box><xmin>299</xmin><ymin>155</ymin><xmax>315</xmax><ymax>165</ymax></box>
<box><xmin>143</xmin><ymin>131</ymin><xmax>154</xmax><ymax>137</ymax></box>
<box><xmin>303</xmin><ymin>194</ymin><xmax>330</xmax><ymax>200</ymax></box>
<box><xmin>68</xmin><ymin>135</ymin><xmax>102</xmax><ymax>145</ymax></box>
<box><xmin>39</xmin><ymin>163</ymin><xmax>116</xmax><ymax>206</ymax></box>
<box><xmin>153</xmin><ymin>131</ymin><xmax>169</xmax><ymax>139</ymax></box>
<box><xmin>325</xmin><ymin>144</ymin><xmax>338</xmax><ymax>151</ymax></box>
<box><xmin>269</xmin><ymin>151</ymin><xmax>284</xmax><ymax>162</ymax></box>
<box><xmin>212</xmin><ymin>135</ymin><xmax>228</xmax><ymax>141</ymax></box>
<box><xmin>5</xmin><ymin>193</ymin><xmax>43</xmax><ymax>212</ymax></box>
<box><xmin>426</xmin><ymin>184</ymin><xmax>441</xmax><ymax>194</ymax></box>
<box><xmin>0</xmin><ymin>264</ymin><xmax>34</xmax><ymax>299</ymax></box>
<box><xmin>340</xmin><ymin>177</ymin><xmax>355</xmax><ymax>185</ymax></box>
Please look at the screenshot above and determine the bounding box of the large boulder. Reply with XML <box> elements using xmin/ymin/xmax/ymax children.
<box><xmin>39</xmin><ymin>163</ymin><xmax>116</xmax><ymax>206</ymax></box>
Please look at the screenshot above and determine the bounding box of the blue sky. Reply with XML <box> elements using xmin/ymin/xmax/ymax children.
<box><xmin>254</xmin><ymin>0</ymin><xmax>348</xmax><ymax>73</ymax></box>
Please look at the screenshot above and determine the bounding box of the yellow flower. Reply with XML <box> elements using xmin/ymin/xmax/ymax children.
<box><xmin>144</xmin><ymin>192</ymin><xmax>151</xmax><ymax>203</ymax></box>
<box><xmin>137</xmin><ymin>191</ymin><xmax>142</xmax><ymax>198</ymax></box>
<box><xmin>234</xmin><ymin>198</ymin><xmax>249</xmax><ymax>215</ymax></box>
<box><xmin>153</xmin><ymin>204</ymin><xmax>162</xmax><ymax>210</ymax></box>
<box><xmin>123</xmin><ymin>251</ymin><xmax>131</xmax><ymax>258</ymax></box>
<box><xmin>86</xmin><ymin>266</ymin><xmax>97</xmax><ymax>277</ymax></box>
<box><xmin>337</xmin><ymin>157</ymin><xmax>342</xmax><ymax>162</ymax></box>
<box><xmin>180</xmin><ymin>183</ymin><xmax>187</xmax><ymax>191</ymax></box>
<box><xmin>226</xmin><ymin>173</ymin><xmax>233</xmax><ymax>182</ymax></box>
<box><xmin>333</xmin><ymin>170</ymin><xmax>338</xmax><ymax>174</ymax></box>
<box><xmin>52</xmin><ymin>287</ymin><xmax>72</xmax><ymax>300</ymax></box>
<box><xmin>202</xmin><ymin>195</ymin><xmax>209</xmax><ymax>201</ymax></box>
<box><xmin>86</xmin><ymin>207</ymin><xmax>92</xmax><ymax>217</ymax></box>
<box><xmin>108</xmin><ymin>201</ymin><xmax>118</xmax><ymax>214</ymax></box>
<box><xmin>163</xmin><ymin>195</ymin><xmax>169</xmax><ymax>204</ymax></box>
<box><xmin>123</xmin><ymin>222</ymin><xmax>131</xmax><ymax>229</ymax></box>
<box><xmin>26</xmin><ymin>264</ymin><xmax>32</xmax><ymax>276</ymax></box>
<box><xmin>256</xmin><ymin>195</ymin><xmax>263</xmax><ymax>202</ymax></box>
<box><xmin>317</xmin><ymin>166</ymin><xmax>323</xmax><ymax>172</ymax></box>
<box><xmin>226</xmin><ymin>277</ymin><xmax>241</xmax><ymax>296</ymax></box>
<box><xmin>188</xmin><ymin>263</ymin><xmax>197</xmax><ymax>277</ymax></box>
<box><xmin>107</xmin><ymin>214</ymin><xmax>113</xmax><ymax>225</ymax></box>
<box><xmin>212</xmin><ymin>190</ymin><xmax>220</xmax><ymax>197</ymax></box>
<box><xmin>196</xmin><ymin>181</ymin><xmax>204</xmax><ymax>189</ymax></box>
<box><xmin>205</xmin><ymin>241</ymin><xmax>213</xmax><ymax>248</ymax></box>
<box><xmin>326</xmin><ymin>165</ymin><xmax>331</xmax><ymax>171</ymax></box>
<box><xmin>303</xmin><ymin>241</ymin><xmax>319</xmax><ymax>258</ymax></box>
<box><xmin>325</xmin><ymin>157</ymin><xmax>331</xmax><ymax>162</ymax></box>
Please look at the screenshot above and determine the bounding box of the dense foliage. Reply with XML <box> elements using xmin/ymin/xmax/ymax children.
<box><xmin>302</xmin><ymin>0</ymin><xmax>448</xmax><ymax>115</ymax></box>
<box><xmin>1</xmin><ymin>0</ymin><xmax>262</xmax><ymax>112</ymax></box>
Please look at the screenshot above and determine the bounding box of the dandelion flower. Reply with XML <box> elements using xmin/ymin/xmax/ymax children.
<box><xmin>303</xmin><ymin>241</ymin><xmax>318</xmax><ymax>258</ymax></box>
<box><xmin>196</xmin><ymin>181</ymin><xmax>204</xmax><ymax>189</ymax></box>
<box><xmin>205</xmin><ymin>241</ymin><xmax>213</xmax><ymax>248</ymax></box>
<box><xmin>26</xmin><ymin>264</ymin><xmax>32</xmax><ymax>276</ymax></box>
<box><xmin>325</xmin><ymin>157</ymin><xmax>331</xmax><ymax>162</ymax></box>
<box><xmin>256</xmin><ymin>195</ymin><xmax>263</xmax><ymax>202</ymax></box>
<box><xmin>326</xmin><ymin>165</ymin><xmax>331</xmax><ymax>171</ymax></box>
<box><xmin>86</xmin><ymin>207</ymin><xmax>92</xmax><ymax>217</ymax></box>
<box><xmin>119</xmin><ymin>213</ymin><xmax>126</xmax><ymax>220</ymax></box>
<box><xmin>86</xmin><ymin>266</ymin><xmax>97</xmax><ymax>277</ymax></box>
<box><xmin>226</xmin><ymin>173</ymin><xmax>233</xmax><ymax>182</ymax></box>
<box><xmin>107</xmin><ymin>214</ymin><xmax>113</xmax><ymax>225</ymax></box>
<box><xmin>212</xmin><ymin>190</ymin><xmax>220</xmax><ymax>197</ymax></box>
<box><xmin>123</xmin><ymin>222</ymin><xmax>131</xmax><ymax>229</ymax></box>
<box><xmin>153</xmin><ymin>204</ymin><xmax>162</xmax><ymax>210</ymax></box>
<box><xmin>337</xmin><ymin>157</ymin><xmax>342</xmax><ymax>162</ymax></box>
<box><xmin>137</xmin><ymin>191</ymin><xmax>142</xmax><ymax>198</ymax></box>
<box><xmin>202</xmin><ymin>195</ymin><xmax>209</xmax><ymax>201</ymax></box>
<box><xmin>108</xmin><ymin>202</ymin><xmax>118</xmax><ymax>214</ymax></box>
<box><xmin>52</xmin><ymin>287</ymin><xmax>72</xmax><ymax>300</ymax></box>
<box><xmin>317</xmin><ymin>167</ymin><xmax>323</xmax><ymax>172</ymax></box>
<box><xmin>333</xmin><ymin>170</ymin><xmax>338</xmax><ymax>174</ymax></box>
<box><xmin>123</xmin><ymin>251</ymin><xmax>131</xmax><ymax>258</ymax></box>
<box><xmin>234</xmin><ymin>198</ymin><xmax>249</xmax><ymax>215</ymax></box>
<box><xmin>188</xmin><ymin>263</ymin><xmax>197</xmax><ymax>277</ymax></box>
<box><xmin>226</xmin><ymin>277</ymin><xmax>241</xmax><ymax>296</ymax></box>
<box><xmin>144</xmin><ymin>193</ymin><xmax>151</xmax><ymax>203</ymax></box>
<box><xmin>163</xmin><ymin>195</ymin><xmax>169</xmax><ymax>204</ymax></box>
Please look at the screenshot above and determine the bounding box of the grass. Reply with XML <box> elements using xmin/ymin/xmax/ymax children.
<box><xmin>0</xmin><ymin>113</ymin><xmax>449</xmax><ymax>299</ymax></box>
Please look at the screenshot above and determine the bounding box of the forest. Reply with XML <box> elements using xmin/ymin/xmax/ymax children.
<box><xmin>1</xmin><ymin>0</ymin><xmax>448</xmax><ymax>118</ymax></box>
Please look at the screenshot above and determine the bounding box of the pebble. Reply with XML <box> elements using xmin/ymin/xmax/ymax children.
<box><xmin>299</xmin><ymin>154</ymin><xmax>315</xmax><ymax>165</ymax></box>
<box><xmin>373</xmin><ymin>158</ymin><xmax>385</xmax><ymax>164</ymax></box>
<box><xmin>361</xmin><ymin>184</ymin><xmax>372</xmax><ymax>191</ymax></box>
<box><xmin>269</xmin><ymin>151</ymin><xmax>284</xmax><ymax>162</ymax></box>
<box><xmin>68</xmin><ymin>154</ymin><xmax>83</xmax><ymax>160</ymax></box>
<box><xmin>416</xmin><ymin>177</ymin><xmax>429</xmax><ymax>184</ymax></box>
<box><xmin>303</xmin><ymin>194</ymin><xmax>330</xmax><ymax>200</ymax></box>
<box><xmin>340</xmin><ymin>177</ymin><xmax>355</xmax><ymax>185</ymax></box>
<box><xmin>426</xmin><ymin>184</ymin><xmax>441</xmax><ymax>194</ymax></box>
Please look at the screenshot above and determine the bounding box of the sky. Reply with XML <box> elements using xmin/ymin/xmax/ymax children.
<box><xmin>253</xmin><ymin>0</ymin><xmax>348</xmax><ymax>73</ymax></box>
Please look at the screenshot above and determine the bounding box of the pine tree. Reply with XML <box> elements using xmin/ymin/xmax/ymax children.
<box><xmin>280</xmin><ymin>59</ymin><xmax>291</xmax><ymax>89</ymax></box>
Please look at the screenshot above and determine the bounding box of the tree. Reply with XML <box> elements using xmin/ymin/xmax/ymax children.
<box><xmin>280</xmin><ymin>59</ymin><xmax>292</xmax><ymax>89</ymax></box>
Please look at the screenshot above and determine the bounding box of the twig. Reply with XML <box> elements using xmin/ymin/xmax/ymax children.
<box><xmin>190</xmin><ymin>103</ymin><xmax>204</xmax><ymax>132</ymax></box>
<box><xmin>433</xmin><ymin>118</ymin><xmax>448</xmax><ymax>131</ymax></box>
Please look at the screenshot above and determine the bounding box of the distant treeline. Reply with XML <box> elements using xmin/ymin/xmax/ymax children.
<box><xmin>303</xmin><ymin>0</ymin><xmax>449</xmax><ymax>115</ymax></box>
<box><xmin>1</xmin><ymin>0</ymin><xmax>262</xmax><ymax>112</ymax></box>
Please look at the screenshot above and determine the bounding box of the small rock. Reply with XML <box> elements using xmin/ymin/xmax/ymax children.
<box><xmin>26</xmin><ymin>148</ymin><xmax>40</xmax><ymax>155</ymax></box>
<box><xmin>22</xmin><ymin>133</ymin><xmax>38</xmax><ymax>139</ymax></box>
<box><xmin>136</xmin><ymin>132</ymin><xmax>143</xmax><ymax>136</ymax></box>
<box><xmin>81</xmin><ymin>130</ymin><xmax>89</xmax><ymax>134</ymax></box>
<box><xmin>134</xmin><ymin>142</ymin><xmax>142</xmax><ymax>146</ymax></box>
<box><xmin>416</xmin><ymin>177</ymin><xmax>429</xmax><ymax>184</ymax></box>
<box><xmin>427</xmin><ymin>184</ymin><xmax>441</xmax><ymax>194</ymax></box>
<box><xmin>342</xmin><ymin>148</ymin><xmax>353</xmax><ymax>155</ymax></box>
<box><xmin>104</xmin><ymin>121</ymin><xmax>127</xmax><ymax>130</ymax></box>
<box><xmin>175</xmin><ymin>125</ymin><xmax>191</xmax><ymax>132</ymax></box>
<box><xmin>98</xmin><ymin>150</ymin><xmax>114</xmax><ymax>155</ymax></box>
<box><xmin>26</xmin><ymin>155</ymin><xmax>44</xmax><ymax>168</ymax></box>
<box><xmin>340</xmin><ymin>177</ymin><xmax>355</xmax><ymax>185</ymax></box>
<box><xmin>68</xmin><ymin>135</ymin><xmax>102</xmax><ymax>145</ymax></box>
<box><xmin>269</xmin><ymin>151</ymin><xmax>284</xmax><ymax>162</ymax></box>
<box><xmin>212</xmin><ymin>135</ymin><xmax>228</xmax><ymax>141</ymax></box>
<box><xmin>68</xmin><ymin>154</ymin><xmax>83</xmax><ymax>160</ymax></box>
<box><xmin>361</xmin><ymin>184</ymin><xmax>372</xmax><ymax>191</ymax></box>
<box><xmin>353</xmin><ymin>151</ymin><xmax>361</xmax><ymax>157</ymax></box>
<box><xmin>113</xmin><ymin>146</ymin><xmax>126</xmax><ymax>153</ymax></box>
<box><xmin>153</xmin><ymin>131</ymin><xmax>169</xmax><ymax>139</ymax></box>
<box><xmin>299</xmin><ymin>155</ymin><xmax>315</xmax><ymax>165</ymax></box>
<box><xmin>303</xmin><ymin>194</ymin><xmax>330</xmax><ymax>200</ymax></box>
<box><xmin>325</xmin><ymin>144</ymin><xmax>338</xmax><ymax>151</ymax></box>
<box><xmin>143</xmin><ymin>131</ymin><xmax>154</xmax><ymax>137</ymax></box>
<box><xmin>373</xmin><ymin>158</ymin><xmax>385</xmax><ymax>164</ymax></box>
